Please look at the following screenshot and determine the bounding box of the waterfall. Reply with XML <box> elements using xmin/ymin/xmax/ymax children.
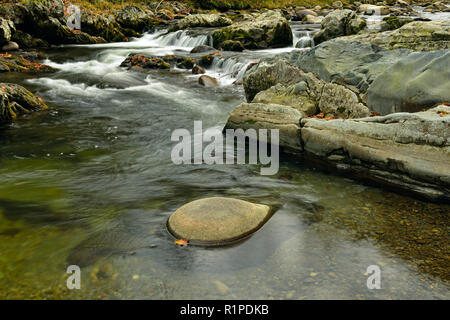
<box><xmin>154</xmin><ymin>30</ymin><xmax>210</xmax><ymax>48</ymax></box>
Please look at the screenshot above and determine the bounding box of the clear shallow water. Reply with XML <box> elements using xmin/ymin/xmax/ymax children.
<box><xmin>0</xmin><ymin>26</ymin><xmax>449</xmax><ymax>300</ymax></box>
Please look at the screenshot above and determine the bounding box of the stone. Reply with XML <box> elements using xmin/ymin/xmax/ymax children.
<box><xmin>167</xmin><ymin>197</ymin><xmax>271</xmax><ymax>245</ymax></box>
<box><xmin>0</xmin><ymin>83</ymin><xmax>48</xmax><ymax>123</ymax></box>
<box><xmin>358</xmin><ymin>4</ymin><xmax>390</xmax><ymax>15</ymax></box>
<box><xmin>313</xmin><ymin>9</ymin><xmax>366</xmax><ymax>45</ymax></box>
<box><xmin>81</xmin><ymin>12</ymin><xmax>128</xmax><ymax>42</ymax></box>
<box><xmin>303</xmin><ymin>14</ymin><xmax>323</xmax><ymax>24</ymax></box>
<box><xmin>380</xmin><ymin>16</ymin><xmax>414</xmax><ymax>32</ymax></box>
<box><xmin>292</xmin><ymin>9</ymin><xmax>317</xmax><ymax>21</ymax></box>
<box><xmin>2</xmin><ymin>41</ymin><xmax>19</xmax><ymax>51</ymax></box>
<box><xmin>367</xmin><ymin>50</ymin><xmax>450</xmax><ymax>115</ymax></box>
<box><xmin>115</xmin><ymin>6</ymin><xmax>156</xmax><ymax>31</ymax></box>
<box><xmin>120</xmin><ymin>54</ymin><xmax>170</xmax><ymax>71</ymax></box>
<box><xmin>300</xmin><ymin>105</ymin><xmax>450</xmax><ymax>201</ymax></box>
<box><xmin>340</xmin><ymin>21</ymin><xmax>450</xmax><ymax>51</ymax></box>
<box><xmin>225</xmin><ymin>103</ymin><xmax>304</xmax><ymax>151</ymax></box>
<box><xmin>219</xmin><ymin>40</ymin><xmax>245</xmax><ymax>52</ymax></box>
<box><xmin>192</xmin><ymin>64</ymin><xmax>205</xmax><ymax>74</ymax></box>
<box><xmin>319</xmin><ymin>83</ymin><xmax>370</xmax><ymax>118</ymax></box>
<box><xmin>0</xmin><ymin>52</ymin><xmax>55</xmax><ymax>73</ymax></box>
<box><xmin>11</xmin><ymin>30</ymin><xmax>48</xmax><ymax>48</ymax></box>
<box><xmin>190</xmin><ymin>45</ymin><xmax>215</xmax><ymax>54</ymax></box>
<box><xmin>0</xmin><ymin>18</ymin><xmax>15</xmax><ymax>45</ymax></box>
<box><xmin>169</xmin><ymin>14</ymin><xmax>232</xmax><ymax>31</ymax></box>
<box><xmin>212</xmin><ymin>10</ymin><xmax>293</xmax><ymax>49</ymax></box>
<box><xmin>198</xmin><ymin>75</ymin><xmax>219</xmax><ymax>87</ymax></box>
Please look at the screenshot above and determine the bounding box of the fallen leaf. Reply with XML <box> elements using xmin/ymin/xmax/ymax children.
<box><xmin>174</xmin><ymin>239</ymin><xmax>188</xmax><ymax>247</ymax></box>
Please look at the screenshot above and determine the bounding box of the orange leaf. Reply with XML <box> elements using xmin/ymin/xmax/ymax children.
<box><xmin>174</xmin><ymin>239</ymin><xmax>188</xmax><ymax>246</ymax></box>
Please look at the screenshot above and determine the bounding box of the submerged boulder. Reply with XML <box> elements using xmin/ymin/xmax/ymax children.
<box><xmin>167</xmin><ymin>197</ymin><xmax>272</xmax><ymax>245</ymax></box>
<box><xmin>0</xmin><ymin>83</ymin><xmax>48</xmax><ymax>123</ymax></box>
<box><xmin>313</xmin><ymin>9</ymin><xmax>366</xmax><ymax>45</ymax></box>
<box><xmin>212</xmin><ymin>11</ymin><xmax>293</xmax><ymax>50</ymax></box>
<box><xmin>190</xmin><ymin>44</ymin><xmax>215</xmax><ymax>54</ymax></box>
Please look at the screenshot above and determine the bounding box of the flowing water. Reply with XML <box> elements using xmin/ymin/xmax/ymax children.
<box><xmin>0</xmin><ymin>22</ymin><xmax>449</xmax><ymax>299</ymax></box>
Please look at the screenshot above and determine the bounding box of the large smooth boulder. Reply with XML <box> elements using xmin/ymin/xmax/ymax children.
<box><xmin>167</xmin><ymin>197</ymin><xmax>272</xmax><ymax>245</ymax></box>
<box><xmin>225</xmin><ymin>103</ymin><xmax>304</xmax><ymax>151</ymax></box>
<box><xmin>340</xmin><ymin>21</ymin><xmax>450</xmax><ymax>51</ymax></box>
<box><xmin>212</xmin><ymin>10</ymin><xmax>293</xmax><ymax>49</ymax></box>
<box><xmin>0</xmin><ymin>83</ymin><xmax>48</xmax><ymax>123</ymax></box>
<box><xmin>313</xmin><ymin>9</ymin><xmax>366</xmax><ymax>45</ymax></box>
<box><xmin>367</xmin><ymin>50</ymin><xmax>450</xmax><ymax>115</ymax></box>
<box><xmin>300</xmin><ymin>105</ymin><xmax>450</xmax><ymax>201</ymax></box>
<box><xmin>169</xmin><ymin>13</ymin><xmax>232</xmax><ymax>31</ymax></box>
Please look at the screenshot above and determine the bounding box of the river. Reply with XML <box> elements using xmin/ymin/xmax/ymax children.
<box><xmin>0</xmin><ymin>19</ymin><xmax>449</xmax><ymax>299</ymax></box>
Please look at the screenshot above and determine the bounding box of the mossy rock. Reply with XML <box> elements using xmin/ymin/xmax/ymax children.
<box><xmin>0</xmin><ymin>83</ymin><xmax>48</xmax><ymax>123</ymax></box>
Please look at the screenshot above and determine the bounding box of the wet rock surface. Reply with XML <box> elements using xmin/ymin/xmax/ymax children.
<box><xmin>0</xmin><ymin>82</ymin><xmax>48</xmax><ymax>123</ymax></box>
<box><xmin>167</xmin><ymin>197</ymin><xmax>272</xmax><ymax>245</ymax></box>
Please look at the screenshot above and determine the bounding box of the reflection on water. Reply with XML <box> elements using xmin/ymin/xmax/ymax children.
<box><xmin>0</xmin><ymin>26</ymin><xmax>449</xmax><ymax>299</ymax></box>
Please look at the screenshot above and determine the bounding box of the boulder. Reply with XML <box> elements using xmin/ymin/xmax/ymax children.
<box><xmin>300</xmin><ymin>105</ymin><xmax>450</xmax><ymax>201</ymax></box>
<box><xmin>190</xmin><ymin>44</ymin><xmax>215</xmax><ymax>53</ymax></box>
<box><xmin>198</xmin><ymin>75</ymin><xmax>219</xmax><ymax>87</ymax></box>
<box><xmin>212</xmin><ymin>10</ymin><xmax>293</xmax><ymax>49</ymax></box>
<box><xmin>319</xmin><ymin>83</ymin><xmax>370</xmax><ymax>118</ymax></box>
<box><xmin>120</xmin><ymin>54</ymin><xmax>170</xmax><ymax>71</ymax></box>
<box><xmin>252</xmin><ymin>82</ymin><xmax>318</xmax><ymax>116</ymax></box>
<box><xmin>167</xmin><ymin>197</ymin><xmax>272</xmax><ymax>245</ymax></box>
<box><xmin>358</xmin><ymin>4</ymin><xmax>390</xmax><ymax>15</ymax></box>
<box><xmin>2</xmin><ymin>41</ymin><xmax>19</xmax><ymax>51</ymax></box>
<box><xmin>219</xmin><ymin>40</ymin><xmax>245</xmax><ymax>52</ymax></box>
<box><xmin>36</xmin><ymin>17</ymin><xmax>105</xmax><ymax>44</ymax></box>
<box><xmin>380</xmin><ymin>16</ymin><xmax>414</xmax><ymax>31</ymax></box>
<box><xmin>192</xmin><ymin>64</ymin><xmax>205</xmax><ymax>74</ymax></box>
<box><xmin>0</xmin><ymin>52</ymin><xmax>55</xmax><ymax>73</ymax></box>
<box><xmin>292</xmin><ymin>9</ymin><xmax>317</xmax><ymax>21</ymax></box>
<box><xmin>367</xmin><ymin>50</ymin><xmax>450</xmax><ymax>115</ymax></box>
<box><xmin>224</xmin><ymin>103</ymin><xmax>304</xmax><ymax>151</ymax></box>
<box><xmin>169</xmin><ymin>13</ymin><xmax>232</xmax><ymax>31</ymax></box>
<box><xmin>303</xmin><ymin>15</ymin><xmax>323</xmax><ymax>24</ymax></box>
<box><xmin>81</xmin><ymin>12</ymin><xmax>128</xmax><ymax>42</ymax></box>
<box><xmin>340</xmin><ymin>21</ymin><xmax>450</xmax><ymax>51</ymax></box>
<box><xmin>0</xmin><ymin>83</ymin><xmax>48</xmax><ymax>123</ymax></box>
<box><xmin>243</xmin><ymin>40</ymin><xmax>410</xmax><ymax>101</ymax></box>
<box><xmin>11</xmin><ymin>30</ymin><xmax>48</xmax><ymax>49</ymax></box>
<box><xmin>115</xmin><ymin>6</ymin><xmax>155</xmax><ymax>31</ymax></box>
<box><xmin>313</xmin><ymin>9</ymin><xmax>366</xmax><ymax>45</ymax></box>
<box><xmin>0</xmin><ymin>18</ymin><xmax>15</xmax><ymax>46</ymax></box>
